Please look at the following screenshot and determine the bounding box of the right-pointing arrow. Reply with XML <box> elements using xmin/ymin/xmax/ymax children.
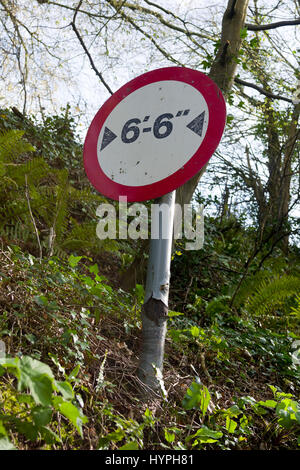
<box><xmin>100</xmin><ymin>126</ymin><xmax>117</xmax><ymax>150</ymax></box>
<box><xmin>186</xmin><ymin>111</ymin><xmax>205</xmax><ymax>137</ymax></box>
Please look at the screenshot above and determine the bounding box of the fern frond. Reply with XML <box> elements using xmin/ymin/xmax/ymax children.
<box><xmin>290</xmin><ymin>295</ymin><xmax>300</xmax><ymax>319</ymax></box>
<box><xmin>68</xmin><ymin>186</ymin><xmax>107</xmax><ymax>204</ymax></box>
<box><xmin>0</xmin><ymin>221</ymin><xmax>31</xmax><ymax>242</ymax></box>
<box><xmin>233</xmin><ymin>270</ymin><xmax>271</xmax><ymax>307</ymax></box>
<box><xmin>0</xmin><ymin>129</ymin><xmax>34</xmax><ymax>162</ymax></box>
<box><xmin>10</xmin><ymin>158</ymin><xmax>50</xmax><ymax>186</ymax></box>
<box><xmin>245</xmin><ymin>275</ymin><xmax>300</xmax><ymax>317</ymax></box>
<box><xmin>59</xmin><ymin>221</ymin><xmax>119</xmax><ymax>253</ymax></box>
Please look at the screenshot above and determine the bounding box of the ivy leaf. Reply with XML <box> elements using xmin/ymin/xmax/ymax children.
<box><xmin>257</xmin><ymin>399</ymin><xmax>277</xmax><ymax>409</ymax></box>
<box><xmin>190</xmin><ymin>326</ymin><xmax>200</xmax><ymax>337</ymax></box>
<box><xmin>88</xmin><ymin>263</ymin><xmax>99</xmax><ymax>275</ymax></box>
<box><xmin>187</xmin><ymin>426</ymin><xmax>223</xmax><ymax>444</ymax></box>
<box><xmin>182</xmin><ymin>381</ymin><xmax>211</xmax><ymax>416</ymax></box>
<box><xmin>168</xmin><ymin>310</ymin><xmax>184</xmax><ymax>318</ymax></box>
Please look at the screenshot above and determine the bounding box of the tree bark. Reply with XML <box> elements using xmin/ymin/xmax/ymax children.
<box><xmin>277</xmin><ymin>102</ymin><xmax>300</xmax><ymax>252</ymax></box>
<box><xmin>176</xmin><ymin>0</ymin><xmax>250</xmax><ymax>208</ymax></box>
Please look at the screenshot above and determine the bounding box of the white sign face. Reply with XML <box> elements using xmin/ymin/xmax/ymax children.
<box><xmin>97</xmin><ymin>80</ymin><xmax>209</xmax><ymax>187</ymax></box>
<box><xmin>84</xmin><ymin>67</ymin><xmax>226</xmax><ymax>202</ymax></box>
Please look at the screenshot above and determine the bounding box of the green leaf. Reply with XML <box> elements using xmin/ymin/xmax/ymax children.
<box><xmin>182</xmin><ymin>381</ymin><xmax>210</xmax><ymax>416</ymax></box>
<box><xmin>18</xmin><ymin>356</ymin><xmax>54</xmax><ymax>406</ymax></box>
<box><xmin>98</xmin><ymin>429</ymin><xmax>125</xmax><ymax>448</ymax></box>
<box><xmin>190</xmin><ymin>326</ymin><xmax>200</xmax><ymax>337</ymax></box>
<box><xmin>295</xmin><ymin>412</ymin><xmax>300</xmax><ymax>425</ymax></box>
<box><xmin>68</xmin><ymin>255</ymin><xmax>84</xmax><ymax>268</ymax></box>
<box><xmin>240</xmin><ymin>27</ymin><xmax>248</xmax><ymax>38</ymax></box>
<box><xmin>226</xmin><ymin>416</ymin><xmax>237</xmax><ymax>433</ymax></box>
<box><xmin>119</xmin><ymin>441</ymin><xmax>139</xmax><ymax>450</ymax></box>
<box><xmin>88</xmin><ymin>263</ymin><xmax>99</xmax><ymax>275</ymax></box>
<box><xmin>89</xmin><ymin>286</ymin><xmax>104</xmax><ymax>298</ymax></box>
<box><xmin>257</xmin><ymin>399</ymin><xmax>277</xmax><ymax>409</ymax></box>
<box><xmin>0</xmin><ymin>420</ymin><xmax>7</xmax><ymax>437</ymax></box>
<box><xmin>15</xmin><ymin>421</ymin><xmax>38</xmax><ymax>441</ymax></box>
<box><xmin>18</xmin><ymin>393</ymin><xmax>35</xmax><ymax>405</ymax></box>
<box><xmin>188</xmin><ymin>426</ymin><xmax>223</xmax><ymax>444</ymax></box>
<box><xmin>33</xmin><ymin>295</ymin><xmax>48</xmax><ymax>307</ymax></box>
<box><xmin>55</xmin><ymin>381</ymin><xmax>74</xmax><ymax>400</ymax></box>
<box><xmin>164</xmin><ymin>429</ymin><xmax>175</xmax><ymax>443</ymax></box>
<box><xmin>39</xmin><ymin>426</ymin><xmax>61</xmax><ymax>444</ymax></box>
<box><xmin>67</xmin><ymin>364</ymin><xmax>80</xmax><ymax>381</ymax></box>
<box><xmin>32</xmin><ymin>406</ymin><xmax>52</xmax><ymax>427</ymax></box>
<box><xmin>183</xmin><ymin>381</ymin><xmax>202</xmax><ymax>410</ymax></box>
<box><xmin>134</xmin><ymin>284</ymin><xmax>145</xmax><ymax>304</ymax></box>
<box><xmin>0</xmin><ymin>357</ymin><xmax>21</xmax><ymax>379</ymax></box>
<box><xmin>226</xmin><ymin>405</ymin><xmax>242</xmax><ymax>417</ymax></box>
<box><xmin>57</xmin><ymin>401</ymin><xmax>88</xmax><ymax>436</ymax></box>
<box><xmin>168</xmin><ymin>310</ymin><xmax>184</xmax><ymax>318</ymax></box>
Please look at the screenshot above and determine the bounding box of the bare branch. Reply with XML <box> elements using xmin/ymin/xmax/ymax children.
<box><xmin>245</xmin><ymin>18</ymin><xmax>300</xmax><ymax>31</ymax></box>
<box><xmin>234</xmin><ymin>77</ymin><xmax>293</xmax><ymax>103</ymax></box>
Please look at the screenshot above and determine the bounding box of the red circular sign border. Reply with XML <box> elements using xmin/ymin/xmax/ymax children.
<box><xmin>83</xmin><ymin>66</ymin><xmax>226</xmax><ymax>202</ymax></box>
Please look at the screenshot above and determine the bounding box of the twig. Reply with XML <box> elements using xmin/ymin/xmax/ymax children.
<box><xmin>107</xmin><ymin>0</ymin><xmax>183</xmax><ymax>66</ymax></box>
<box><xmin>200</xmin><ymin>352</ymin><xmax>212</xmax><ymax>384</ymax></box>
<box><xmin>25</xmin><ymin>174</ymin><xmax>42</xmax><ymax>261</ymax></box>
<box><xmin>71</xmin><ymin>0</ymin><xmax>113</xmax><ymax>95</ymax></box>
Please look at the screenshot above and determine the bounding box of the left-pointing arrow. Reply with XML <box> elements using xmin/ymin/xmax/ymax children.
<box><xmin>101</xmin><ymin>127</ymin><xmax>117</xmax><ymax>150</ymax></box>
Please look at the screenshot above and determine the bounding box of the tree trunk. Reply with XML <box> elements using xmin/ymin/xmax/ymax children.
<box><xmin>255</xmin><ymin>101</ymin><xmax>300</xmax><ymax>252</ymax></box>
<box><xmin>277</xmin><ymin>103</ymin><xmax>300</xmax><ymax>252</ymax></box>
<box><xmin>176</xmin><ymin>0</ymin><xmax>250</xmax><ymax>208</ymax></box>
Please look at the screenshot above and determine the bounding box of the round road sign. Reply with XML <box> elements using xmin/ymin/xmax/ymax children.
<box><xmin>83</xmin><ymin>67</ymin><xmax>226</xmax><ymax>202</ymax></box>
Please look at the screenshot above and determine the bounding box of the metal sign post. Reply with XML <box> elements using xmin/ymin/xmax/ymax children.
<box><xmin>138</xmin><ymin>190</ymin><xmax>175</xmax><ymax>391</ymax></box>
<box><xmin>83</xmin><ymin>66</ymin><xmax>226</xmax><ymax>394</ymax></box>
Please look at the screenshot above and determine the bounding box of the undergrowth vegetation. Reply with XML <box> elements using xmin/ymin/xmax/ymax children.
<box><xmin>0</xmin><ymin>108</ymin><xmax>299</xmax><ymax>450</ymax></box>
